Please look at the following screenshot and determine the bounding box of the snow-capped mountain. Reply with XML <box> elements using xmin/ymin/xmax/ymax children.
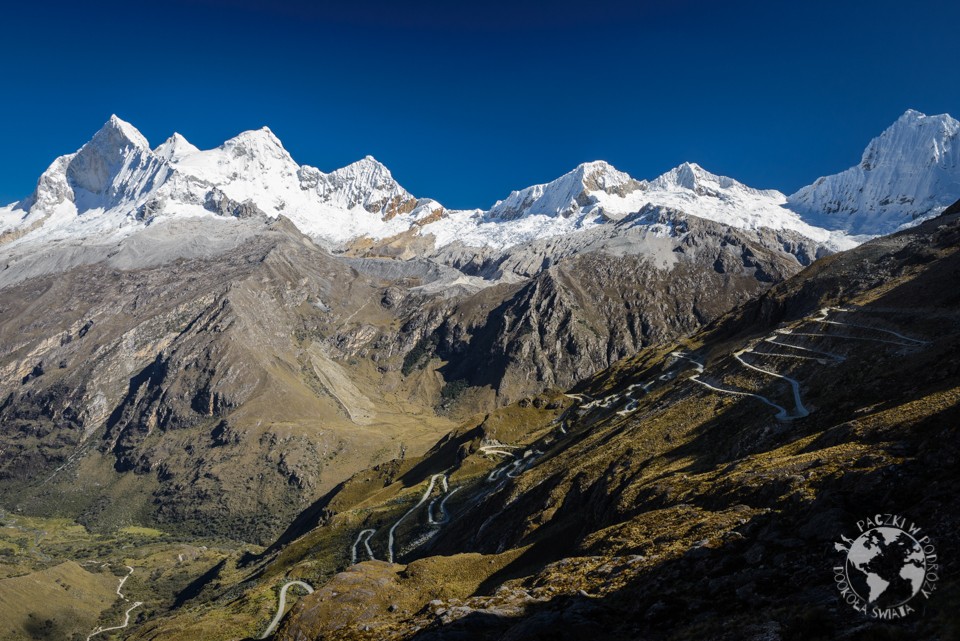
<box><xmin>154</xmin><ymin>132</ymin><xmax>200</xmax><ymax>162</ymax></box>
<box><xmin>643</xmin><ymin>162</ymin><xmax>847</xmax><ymax>245</ymax></box>
<box><xmin>0</xmin><ymin>116</ymin><xmax>178</xmax><ymax>251</ymax></box>
<box><xmin>149</xmin><ymin>125</ymin><xmax>443</xmax><ymax>241</ymax></box>
<box><xmin>424</xmin><ymin>159</ymin><xmax>852</xmax><ymax>250</ymax></box>
<box><xmin>8</xmin><ymin>116</ymin><xmax>167</xmax><ymax>224</ymax></box>
<box><xmin>789</xmin><ymin>109</ymin><xmax>960</xmax><ymax>234</ymax></box>
<box><xmin>423</xmin><ymin>161</ymin><xmax>647</xmax><ymax>250</ymax></box>
<box><xmin>485</xmin><ymin>160</ymin><xmax>648</xmax><ymax>221</ymax></box>
<box><xmin>307</xmin><ymin>156</ymin><xmax>423</xmax><ymax>219</ymax></box>
<box><xmin>0</xmin><ymin>116</ymin><xmax>441</xmax><ymax>249</ymax></box>
<box><xmin>5</xmin><ymin>110</ymin><xmax>955</xmax><ymax>261</ymax></box>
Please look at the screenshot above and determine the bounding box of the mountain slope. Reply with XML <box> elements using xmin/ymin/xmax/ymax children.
<box><xmin>0</xmin><ymin>217</ymin><xmax>460</xmax><ymax>543</ymax></box>
<box><xmin>274</xmin><ymin>207</ymin><xmax>959</xmax><ymax>639</ymax></box>
<box><xmin>2</xmin><ymin>116</ymin><xmax>959</xmax><ymax>639</ymax></box>
<box><xmin>0</xmin><ymin>203</ymin><xmax>813</xmax><ymax>545</ymax></box>
<box><xmin>134</xmin><ymin>204</ymin><xmax>960</xmax><ymax>641</ymax></box>
<box><xmin>0</xmin><ymin>128</ymin><xmax>835</xmax><ymax>550</ymax></box>
<box><xmin>420</xmin><ymin>207</ymin><xmax>821</xmax><ymax>405</ymax></box>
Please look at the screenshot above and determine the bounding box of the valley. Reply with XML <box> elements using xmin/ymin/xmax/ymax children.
<box><xmin>0</xmin><ymin>512</ymin><xmax>251</xmax><ymax>641</ymax></box>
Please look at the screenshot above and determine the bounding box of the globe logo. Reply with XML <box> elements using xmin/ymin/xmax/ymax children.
<box><xmin>834</xmin><ymin>514</ymin><xmax>939</xmax><ymax>619</ymax></box>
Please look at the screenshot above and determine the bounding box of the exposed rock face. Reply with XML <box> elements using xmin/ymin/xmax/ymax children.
<box><xmin>0</xmin><ymin>119</ymin><xmax>853</xmax><ymax>558</ymax></box>
<box><xmin>431</xmin><ymin>204</ymin><xmax>826</xmax><ymax>282</ymax></box>
<box><xmin>312</xmin><ymin>156</ymin><xmax>423</xmax><ymax>219</ymax></box>
<box><xmin>7</xmin><ymin>115</ymin><xmax>960</xmax><ymax>640</ymax></box>
<box><xmin>0</xmin><ymin>204</ymin><xmax>813</xmax><ymax>543</ymax></box>
<box><xmin>418</xmin><ymin>208</ymin><xmax>814</xmax><ymax>404</ymax></box>
<box><xmin>203</xmin><ymin>188</ymin><xmax>267</xmax><ymax>219</ymax></box>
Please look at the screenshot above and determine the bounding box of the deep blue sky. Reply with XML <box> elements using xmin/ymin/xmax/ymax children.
<box><xmin>1</xmin><ymin>0</ymin><xmax>957</xmax><ymax>208</ymax></box>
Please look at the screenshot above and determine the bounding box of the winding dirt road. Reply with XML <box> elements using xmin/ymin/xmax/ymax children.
<box><xmin>86</xmin><ymin>566</ymin><xmax>142</xmax><ymax>641</ymax></box>
<box><xmin>733</xmin><ymin>349</ymin><xmax>809</xmax><ymax>419</ymax></box>
<box><xmin>688</xmin><ymin>307</ymin><xmax>927</xmax><ymax>420</ymax></box>
<box><xmin>350</xmin><ymin>529</ymin><xmax>376</xmax><ymax>564</ymax></box>
<box><xmin>387</xmin><ymin>473</ymin><xmax>446</xmax><ymax>563</ymax></box>
<box><xmin>260</xmin><ymin>580</ymin><xmax>314</xmax><ymax>639</ymax></box>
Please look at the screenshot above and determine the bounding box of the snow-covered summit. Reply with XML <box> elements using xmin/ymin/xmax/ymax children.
<box><xmin>486</xmin><ymin>160</ymin><xmax>647</xmax><ymax>221</ymax></box>
<box><xmin>221</xmin><ymin>126</ymin><xmax>292</xmax><ymax>161</ymax></box>
<box><xmin>434</xmin><ymin>159</ymin><xmax>848</xmax><ymax>250</ymax></box>
<box><xmin>0</xmin><ymin>116</ymin><xmax>444</xmax><ymax>249</ymax></box>
<box><xmin>310</xmin><ymin>155</ymin><xmax>419</xmax><ymax>218</ymax></box>
<box><xmin>99</xmin><ymin>114</ymin><xmax>151</xmax><ymax>151</ymax></box>
<box><xmin>14</xmin><ymin>115</ymin><xmax>165</xmax><ymax>221</ymax></box>
<box><xmin>154</xmin><ymin>133</ymin><xmax>200</xmax><ymax>162</ymax></box>
<box><xmin>651</xmin><ymin>162</ymin><xmax>779</xmax><ymax>200</ymax></box>
<box><xmin>789</xmin><ymin>109</ymin><xmax>960</xmax><ymax>234</ymax></box>
<box><xmin>639</xmin><ymin>162</ymin><xmax>849</xmax><ymax>246</ymax></box>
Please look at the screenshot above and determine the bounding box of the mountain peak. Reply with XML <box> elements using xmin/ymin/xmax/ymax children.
<box><xmin>857</xmin><ymin>110</ymin><xmax>960</xmax><ymax>173</ymax></box>
<box><xmin>789</xmin><ymin>110</ymin><xmax>960</xmax><ymax>234</ymax></box>
<box><xmin>485</xmin><ymin>160</ymin><xmax>647</xmax><ymax>221</ymax></box>
<box><xmin>220</xmin><ymin>126</ymin><xmax>294</xmax><ymax>165</ymax></box>
<box><xmin>56</xmin><ymin>115</ymin><xmax>154</xmax><ymax>198</ymax></box>
<box><xmin>154</xmin><ymin>132</ymin><xmax>200</xmax><ymax>162</ymax></box>
<box><xmin>312</xmin><ymin>155</ymin><xmax>414</xmax><ymax>216</ymax></box>
<box><xmin>898</xmin><ymin>108</ymin><xmax>925</xmax><ymax>122</ymax></box>
<box><xmin>340</xmin><ymin>155</ymin><xmax>391</xmax><ymax>174</ymax></box>
<box><xmin>660</xmin><ymin>162</ymin><xmax>706</xmax><ymax>189</ymax></box>
<box><xmin>328</xmin><ymin>156</ymin><xmax>399</xmax><ymax>188</ymax></box>
<box><xmin>570</xmin><ymin>160</ymin><xmax>634</xmax><ymax>182</ymax></box>
<box><xmin>95</xmin><ymin>115</ymin><xmax>150</xmax><ymax>151</ymax></box>
<box><xmin>574</xmin><ymin>159</ymin><xmax>615</xmax><ymax>173</ymax></box>
<box><xmin>650</xmin><ymin>162</ymin><xmax>787</xmax><ymax>203</ymax></box>
<box><xmin>224</xmin><ymin>126</ymin><xmax>287</xmax><ymax>151</ymax></box>
<box><xmin>568</xmin><ymin>160</ymin><xmax>637</xmax><ymax>187</ymax></box>
<box><xmin>652</xmin><ymin>162</ymin><xmax>728</xmax><ymax>192</ymax></box>
<box><xmin>888</xmin><ymin>108</ymin><xmax>958</xmax><ymax>132</ymax></box>
<box><xmin>678</xmin><ymin>160</ymin><xmax>704</xmax><ymax>173</ymax></box>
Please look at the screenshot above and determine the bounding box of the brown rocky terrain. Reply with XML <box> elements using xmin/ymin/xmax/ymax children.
<box><xmin>411</xmin><ymin>207</ymin><xmax>818</xmax><ymax>405</ymax></box>
<box><xmin>0</xmin><ymin>217</ymin><xmax>457</xmax><ymax>543</ymax></box>
<box><xmin>126</xmin><ymin>205</ymin><xmax>960</xmax><ymax>640</ymax></box>
<box><xmin>0</xmin><ymin>205</ymin><xmax>808</xmax><ymax>546</ymax></box>
<box><xmin>0</xmin><ymin>81</ymin><xmax>956</xmax><ymax>641</ymax></box>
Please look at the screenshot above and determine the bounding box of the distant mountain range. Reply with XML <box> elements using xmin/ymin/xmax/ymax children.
<box><xmin>2</xmin><ymin>110</ymin><xmax>957</xmax><ymax>265</ymax></box>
